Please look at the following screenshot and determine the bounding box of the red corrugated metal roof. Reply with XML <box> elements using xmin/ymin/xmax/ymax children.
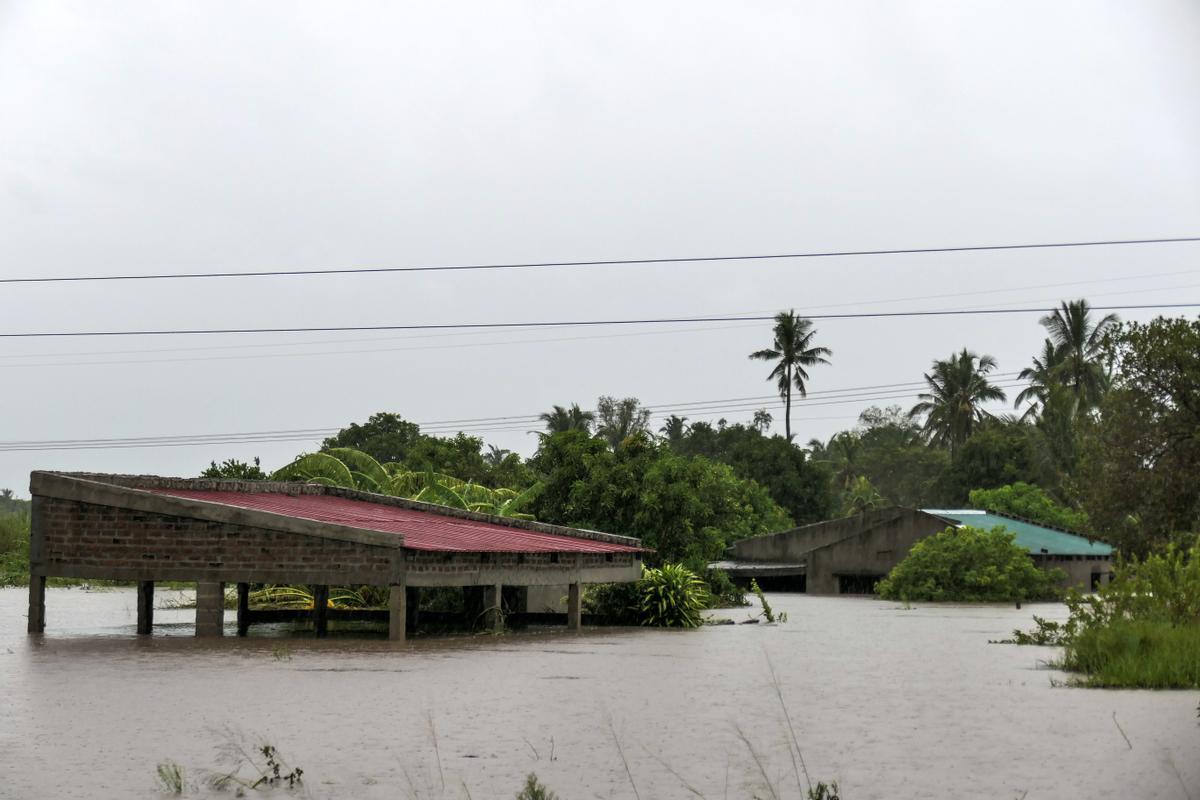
<box><xmin>149</xmin><ymin>489</ymin><xmax>643</xmax><ymax>554</ymax></box>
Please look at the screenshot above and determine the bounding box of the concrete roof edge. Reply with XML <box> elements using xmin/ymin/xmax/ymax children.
<box><xmin>28</xmin><ymin>471</ymin><xmax>406</xmax><ymax>550</ymax></box>
<box><xmin>30</xmin><ymin>471</ymin><xmax>645</xmax><ymax>551</ymax></box>
<box><xmin>727</xmin><ymin>506</ymin><xmax>911</xmax><ymax>549</ymax></box>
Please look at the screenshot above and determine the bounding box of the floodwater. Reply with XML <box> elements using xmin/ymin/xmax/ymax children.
<box><xmin>0</xmin><ymin>589</ymin><xmax>1197</xmax><ymax>800</ymax></box>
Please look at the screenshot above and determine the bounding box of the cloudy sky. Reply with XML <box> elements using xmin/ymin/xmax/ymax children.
<box><xmin>0</xmin><ymin>1</ymin><xmax>1197</xmax><ymax>495</ymax></box>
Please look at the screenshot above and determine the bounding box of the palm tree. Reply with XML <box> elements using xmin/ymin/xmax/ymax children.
<box><xmin>1013</xmin><ymin>339</ymin><xmax>1062</xmax><ymax>420</ymax></box>
<box><xmin>909</xmin><ymin>349</ymin><xmax>1007</xmax><ymax>455</ymax></box>
<box><xmin>1039</xmin><ymin>299</ymin><xmax>1119</xmax><ymax>411</ymax></box>
<box><xmin>748</xmin><ymin>310</ymin><xmax>832</xmax><ymax>441</ymax></box>
<box><xmin>483</xmin><ymin>444</ymin><xmax>512</xmax><ymax>466</ymax></box>
<box><xmin>658</xmin><ymin>415</ymin><xmax>690</xmax><ymax>444</ymax></box>
<box><xmin>538</xmin><ymin>403</ymin><xmax>595</xmax><ymax>436</ymax></box>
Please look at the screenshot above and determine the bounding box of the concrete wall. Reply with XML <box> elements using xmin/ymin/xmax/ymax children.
<box><xmin>35</xmin><ymin>495</ymin><xmax>399</xmax><ymax>585</ymax></box>
<box><xmin>729</xmin><ymin>508</ymin><xmax>920</xmax><ymax>563</ymax></box>
<box><xmin>803</xmin><ymin>512</ymin><xmax>946</xmax><ymax>594</ymax></box>
<box><xmin>1035</xmin><ymin>555</ymin><xmax>1112</xmax><ymax>591</ymax></box>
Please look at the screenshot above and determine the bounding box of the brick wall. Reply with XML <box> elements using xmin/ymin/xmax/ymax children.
<box><xmin>36</xmin><ymin>495</ymin><xmax>398</xmax><ymax>585</ymax></box>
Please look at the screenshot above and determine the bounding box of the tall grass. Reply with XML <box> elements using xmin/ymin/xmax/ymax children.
<box><xmin>1061</xmin><ymin>619</ymin><xmax>1200</xmax><ymax>688</ymax></box>
<box><xmin>0</xmin><ymin>511</ymin><xmax>30</xmax><ymax>587</ymax></box>
<box><xmin>1015</xmin><ymin>540</ymin><xmax>1200</xmax><ymax>688</ymax></box>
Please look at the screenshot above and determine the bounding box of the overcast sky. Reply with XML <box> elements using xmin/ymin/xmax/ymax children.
<box><xmin>1</xmin><ymin>1</ymin><xmax>1198</xmax><ymax>496</ymax></box>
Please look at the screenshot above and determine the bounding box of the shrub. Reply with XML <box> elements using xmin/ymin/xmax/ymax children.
<box><xmin>515</xmin><ymin>773</ymin><xmax>559</xmax><ymax>800</ymax></box>
<box><xmin>968</xmin><ymin>482</ymin><xmax>1089</xmax><ymax>532</ymax></box>
<box><xmin>876</xmin><ymin>525</ymin><xmax>1062</xmax><ymax>602</ymax></box>
<box><xmin>1053</xmin><ymin>541</ymin><xmax>1200</xmax><ymax>688</ymax></box>
<box><xmin>583</xmin><ymin>581</ymin><xmax>641</xmax><ymax>625</ymax></box>
<box><xmin>638</xmin><ymin>564</ymin><xmax>709</xmax><ymax>628</ymax></box>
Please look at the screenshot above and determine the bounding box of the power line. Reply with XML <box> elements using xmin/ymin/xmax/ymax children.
<box><xmin>4</xmin><ymin>236</ymin><xmax>1197</xmax><ymax>284</ymax></box>
<box><xmin>0</xmin><ymin>303</ymin><xmax>1196</xmax><ymax>340</ymax></box>
<box><xmin>1</xmin><ymin>268</ymin><xmax>1192</xmax><ymax>364</ymax></box>
<box><xmin>0</xmin><ymin>377</ymin><xmax>1027</xmax><ymax>452</ymax></box>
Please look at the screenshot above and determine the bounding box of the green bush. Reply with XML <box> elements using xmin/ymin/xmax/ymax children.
<box><xmin>1052</xmin><ymin>541</ymin><xmax>1200</xmax><ymax>688</ymax></box>
<box><xmin>968</xmin><ymin>482</ymin><xmax>1088</xmax><ymax>532</ymax></box>
<box><xmin>876</xmin><ymin>525</ymin><xmax>1062</xmax><ymax>602</ymax></box>
<box><xmin>583</xmin><ymin>581</ymin><xmax>641</xmax><ymax>625</ymax></box>
<box><xmin>639</xmin><ymin>564</ymin><xmax>709</xmax><ymax>628</ymax></box>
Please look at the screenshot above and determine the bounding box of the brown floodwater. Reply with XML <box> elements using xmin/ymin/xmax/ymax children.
<box><xmin>0</xmin><ymin>588</ymin><xmax>1196</xmax><ymax>800</ymax></box>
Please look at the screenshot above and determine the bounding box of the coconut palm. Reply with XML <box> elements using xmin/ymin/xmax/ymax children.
<box><xmin>658</xmin><ymin>415</ymin><xmax>690</xmax><ymax>444</ymax></box>
<box><xmin>748</xmin><ymin>310</ymin><xmax>832</xmax><ymax>441</ymax></box>
<box><xmin>538</xmin><ymin>403</ymin><xmax>595</xmax><ymax>436</ymax></box>
<box><xmin>483</xmin><ymin>444</ymin><xmax>512</xmax><ymax>466</ymax></box>
<box><xmin>1013</xmin><ymin>339</ymin><xmax>1063</xmax><ymax>420</ymax></box>
<box><xmin>1039</xmin><ymin>299</ymin><xmax>1119</xmax><ymax>411</ymax></box>
<box><xmin>909</xmin><ymin>349</ymin><xmax>1007</xmax><ymax>455</ymax></box>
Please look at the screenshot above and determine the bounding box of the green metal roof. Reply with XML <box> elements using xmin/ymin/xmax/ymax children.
<box><xmin>922</xmin><ymin>509</ymin><xmax>1113</xmax><ymax>557</ymax></box>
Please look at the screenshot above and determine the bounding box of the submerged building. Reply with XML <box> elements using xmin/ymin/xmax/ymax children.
<box><xmin>25</xmin><ymin>471</ymin><xmax>646</xmax><ymax>639</ymax></box>
<box><xmin>713</xmin><ymin>506</ymin><xmax>1112</xmax><ymax>595</ymax></box>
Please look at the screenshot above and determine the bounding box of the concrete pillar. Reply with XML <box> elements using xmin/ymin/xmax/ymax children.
<box><xmin>483</xmin><ymin>582</ymin><xmax>503</xmax><ymax>633</ymax></box>
<box><xmin>27</xmin><ymin>574</ymin><xmax>45</xmax><ymax>634</ymax></box>
<box><xmin>567</xmin><ymin>582</ymin><xmax>582</xmax><ymax>631</ymax></box>
<box><xmin>136</xmin><ymin>581</ymin><xmax>154</xmax><ymax>635</ymax></box>
<box><xmin>236</xmin><ymin>583</ymin><xmax>250</xmax><ymax>637</ymax></box>
<box><xmin>312</xmin><ymin>585</ymin><xmax>329</xmax><ymax>638</ymax></box>
<box><xmin>405</xmin><ymin>586</ymin><xmax>420</xmax><ymax>632</ymax></box>
<box><xmin>195</xmin><ymin>581</ymin><xmax>225</xmax><ymax>637</ymax></box>
<box><xmin>389</xmin><ymin>584</ymin><xmax>406</xmax><ymax>642</ymax></box>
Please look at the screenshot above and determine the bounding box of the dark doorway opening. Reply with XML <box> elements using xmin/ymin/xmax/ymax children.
<box><xmin>837</xmin><ymin>574</ymin><xmax>883</xmax><ymax>594</ymax></box>
<box><xmin>752</xmin><ymin>574</ymin><xmax>807</xmax><ymax>592</ymax></box>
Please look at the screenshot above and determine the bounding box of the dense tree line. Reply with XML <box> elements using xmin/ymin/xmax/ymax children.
<box><xmin>201</xmin><ymin>301</ymin><xmax>1199</xmax><ymax>568</ymax></box>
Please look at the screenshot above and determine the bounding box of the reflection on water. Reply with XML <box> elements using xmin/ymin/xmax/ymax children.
<box><xmin>0</xmin><ymin>588</ymin><xmax>1196</xmax><ymax>799</ymax></box>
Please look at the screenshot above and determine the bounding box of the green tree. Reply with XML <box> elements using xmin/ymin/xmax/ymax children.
<box><xmin>876</xmin><ymin>526</ymin><xmax>1062</xmax><ymax>601</ymax></box>
<box><xmin>1076</xmin><ymin>316</ymin><xmax>1200</xmax><ymax>554</ymax></box>
<box><xmin>910</xmin><ymin>349</ymin><xmax>1007</xmax><ymax>456</ymax></box>
<box><xmin>658</xmin><ymin>414</ymin><xmax>690</xmax><ymax>445</ymax></box>
<box><xmin>322</xmin><ymin>412</ymin><xmax>424</xmax><ymax>464</ymax></box>
<box><xmin>538</xmin><ymin>403</ymin><xmax>595</xmax><ymax>436</ymax></box>
<box><xmin>949</xmin><ymin>421</ymin><xmax>1044</xmax><ymax>498</ymax></box>
<box><xmin>529</xmin><ymin>431</ymin><xmax>792</xmax><ymax>573</ymax></box>
<box><xmin>748</xmin><ymin>310</ymin><xmax>832</xmax><ymax>441</ymax></box>
<box><xmin>968</xmin><ymin>482</ymin><xmax>1089</xmax><ymax>532</ymax></box>
<box><xmin>595</xmin><ymin>396</ymin><xmax>651</xmax><ymax>449</ymax></box>
<box><xmin>842</xmin><ymin>475</ymin><xmax>885</xmax><ymax>516</ymax></box>
<box><xmin>484</xmin><ymin>444</ymin><xmax>512</xmax><ymax>466</ymax></box>
<box><xmin>673</xmin><ymin>422</ymin><xmax>834</xmax><ymax>524</ymax></box>
<box><xmin>1040</xmin><ymin>299</ymin><xmax>1119</xmax><ymax>412</ymax></box>
<box><xmin>201</xmin><ymin>457</ymin><xmax>267</xmax><ymax>480</ymax></box>
<box><xmin>1013</xmin><ymin>339</ymin><xmax>1063</xmax><ymax>420</ymax></box>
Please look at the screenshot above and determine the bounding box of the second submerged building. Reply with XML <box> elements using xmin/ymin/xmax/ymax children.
<box><xmin>713</xmin><ymin>506</ymin><xmax>1113</xmax><ymax>594</ymax></box>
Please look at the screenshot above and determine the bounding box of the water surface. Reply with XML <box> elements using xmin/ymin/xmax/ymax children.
<box><xmin>1</xmin><ymin>588</ymin><xmax>1196</xmax><ymax>799</ymax></box>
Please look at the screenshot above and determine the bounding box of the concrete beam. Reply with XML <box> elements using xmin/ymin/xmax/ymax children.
<box><xmin>27</xmin><ymin>574</ymin><xmax>45</xmax><ymax>634</ymax></box>
<box><xmin>136</xmin><ymin>581</ymin><xmax>154</xmax><ymax>635</ymax></box>
<box><xmin>405</xmin><ymin>562</ymin><xmax>642</xmax><ymax>588</ymax></box>
<box><xmin>388</xmin><ymin>584</ymin><xmax>406</xmax><ymax>642</ymax></box>
<box><xmin>567</xmin><ymin>582</ymin><xmax>581</xmax><ymax>631</ymax></box>
<box><xmin>195</xmin><ymin>582</ymin><xmax>225</xmax><ymax>637</ymax></box>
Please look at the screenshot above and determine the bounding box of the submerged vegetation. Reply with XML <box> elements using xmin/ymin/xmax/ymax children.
<box><xmin>1057</xmin><ymin>543</ymin><xmax>1200</xmax><ymax>688</ymax></box>
<box><xmin>876</xmin><ymin>526</ymin><xmax>1063</xmax><ymax>602</ymax></box>
<box><xmin>1003</xmin><ymin>542</ymin><xmax>1200</xmax><ymax>688</ymax></box>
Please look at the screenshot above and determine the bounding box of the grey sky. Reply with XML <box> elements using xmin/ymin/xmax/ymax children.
<box><xmin>1</xmin><ymin>1</ymin><xmax>1198</xmax><ymax>496</ymax></box>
